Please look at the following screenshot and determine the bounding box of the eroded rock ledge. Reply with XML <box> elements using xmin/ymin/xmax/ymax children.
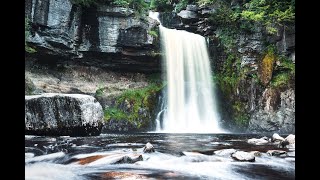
<box><xmin>25</xmin><ymin>93</ymin><xmax>103</xmax><ymax>136</ymax></box>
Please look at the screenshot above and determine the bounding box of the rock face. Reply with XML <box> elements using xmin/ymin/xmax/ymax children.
<box><xmin>25</xmin><ymin>93</ymin><xmax>104</xmax><ymax>136</ymax></box>
<box><xmin>25</xmin><ymin>0</ymin><xmax>160</xmax><ymax>72</ymax></box>
<box><xmin>248</xmin><ymin>89</ymin><xmax>295</xmax><ymax>133</ymax></box>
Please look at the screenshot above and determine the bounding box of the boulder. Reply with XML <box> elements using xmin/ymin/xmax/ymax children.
<box><xmin>285</xmin><ymin>134</ymin><xmax>295</xmax><ymax>144</ymax></box>
<box><xmin>231</xmin><ymin>151</ymin><xmax>255</xmax><ymax>162</ymax></box>
<box><xmin>143</xmin><ymin>142</ymin><xmax>155</xmax><ymax>153</ymax></box>
<box><xmin>272</xmin><ymin>133</ymin><xmax>285</xmax><ymax>142</ymax></box>
<box><xmin>25</xmin><ymin>93</ymin><xmax>103</xmax><ymax>136</ymax></box>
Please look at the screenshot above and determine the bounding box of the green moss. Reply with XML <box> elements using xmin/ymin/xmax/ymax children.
<box><xmin>148</xmin><ymin>30</ymin><xmax>158</xmax><ymax>38</ymax></box>
<box><xmin>95</xmin><ymin>85</ymin><xmax>105</xmax><ymax>97</ymax></box>
<box><xmin>260</xmin><ymin>49</ymin><xmax>276</xmax><ymax>86</ymax></box>
<box><xmin>104</xmin><ymin>107</ymin><xmax>127</xmax><ymax>121</ymax></box>
<box><xmin>175</xmin><ymin>0</ymin><xmax>188</xmax><ymax>12</ymax></box>
<box><xmin>270</xmin><ymin>72</ymin><xmax>291</xmax><ymax>88</ymax></box>
<box><xmin>232</xmin><ymin>101</ymin><xmax>250</xmax><ymax>127</ymax></box>
<box><xmin>213</xmin><ymin>52</ymin><xmax>242</xmax><ymax>96</ymax></box>
<box><xmin>104</xmin><ymin>82</ymin><xmax>163</xmax><ymax>129</ymax></box>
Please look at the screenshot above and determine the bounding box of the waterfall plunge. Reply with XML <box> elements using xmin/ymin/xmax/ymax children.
<box><xmin>150</xmin><ymin>12</ymin><xmax>225</xmax><ymax>133</ymax></box>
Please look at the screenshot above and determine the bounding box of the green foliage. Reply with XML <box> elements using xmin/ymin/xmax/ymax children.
<box><xmin>112</xmin><ymin>0</ymin><xmax>130</xmax><ymax>7</ymax></box>
<box><xmin>148</xmin><ymin>30</ymin><xmax>158</xmax><ymax>38</ymax></box>
<box><xmin>213</xmin><ymin>53</ymin><xmax>241</xmax><ymax>95</ymax></box>
<box><xmin>25</xmin><ymin>18</ymin><xmax>36</xmax><ymax>53</ymax></box>
<box><xmin>270</xmin><ymin>72</ymin><xmax>291</xmax><ymax>88</ymax></box>
<box><xmin>197</xmin><ymin>0</ymin><xmax>217</xmax><ymax>7</ymax></box>
<box><xmin>240</xmin><ymin>0</ymin><xmax>295</xmax><ymax>29</ymax></box>
<box><xmin>240</xmin><ymin>10</ymin><xmax>264</xmax><ymax>21</ymax></box>
<box><xmin>95</xmin><ymin>84</ymin><xmax>105</xmax><ymax>97</ymax></box>
<box><xmin>232</xmin><ymin>101</ymin><xmax>250</xmax><ymax>127</ymax></box>
<box><xmin>149</xmin><ymin>0</ymin><xmax>173</xmax><ymax>11</ymax></box>
<box><xmin>175</xmin><ymin>0</ymin><xmax>188</xmax><ymax>12</ymax></box>
<box><xmin>104</xmin><ymin>107</ymin><xmax>127</xmax><ymax>121</ymax></box>
<box><xmin>215</xmin><ymin>28</ymin><xmax>237</xmax><ymax>51</ymax></box>
<box><xmin>104</xmin><ymin>82</ymin><xmax>163</xmax><ymax>128</ymax></box>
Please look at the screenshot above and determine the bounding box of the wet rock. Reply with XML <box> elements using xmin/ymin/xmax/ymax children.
<box><xmin>116</xmin><ymin>154</ymin><xmax>143</xmax><ymax>164</ymax></box>
<box><xmin>143</xmin><ymin>142</ymin><xmax>155</xmax><ymax>153</ymax></box>
<box><xmin>248</xmin><ymin>89</ymin><xmax>295</xmax><ymax>134</ymax></box>
<box><xmin>186</xmin><ymin>5</ymin><xmax>198</xmax><ymax>12</ymax></box>
<box><xmin>285</xmin><ymin>134</ymin><xmax>295</xmax><ymax>144</ymax></box>
<box><xmin>75</xmin><ymin>153</ymin><xmax>143</xmax><ymax>165</ymax></box>
<box><xmin>231</xmin><ymin>151</ymin><xmax>255</xmax><ymax>162</ymax></box>
<box><xmin>272</xmin><ymin>133</ymin><xmax>285</xmax><ymax>142</ymax></box>
<box><xmin>77</xmin><ymin>155</ymin><xmax>106</xmax><ymax>165</ymax></box>
<box><xmin>25</xmin><ymin>93</ymin><xmax>104</xmax><ymax>136</ymax></box>
<box><xmin>177</xmin><ymin>10</ymin><xmax>198</xmax><ymax>19</ymax></box>
<box><xmin>250</xmin><ymin>151</ymin><xmax>262</xmax><ymax>157</ymax></box>
<box><xmin>267</xmin><ymin>150</ymin><xmax>287</xmax><ymax>156</ymax></box>
<box><xmin>214</xmin><ymin>149</ymin><xmax>237</xmax><ymax>156</ymax></box>
<box><xmin>278</xmin><ymin>140</ymin><xmax>290</xmax><ymax>148</ymax></box>
<box><xmin>247</xmin><ymin>138</ymin><xmax>268</xmax><ymax>145</ymax></box>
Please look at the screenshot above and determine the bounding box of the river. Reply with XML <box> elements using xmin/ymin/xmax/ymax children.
<box><xmin>25</xmin><ymin>133</ymin><xmax>294</xmax><ymax>179</ymax></box>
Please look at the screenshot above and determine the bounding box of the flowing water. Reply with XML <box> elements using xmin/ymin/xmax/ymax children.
<box><xmin>25</xmin><ymin>133</ymin><xmax>295</xmax><ymax>180</ymax></box>
<box><xmin>149</xmin><ymin>12</ymin><xmax>225</xmax><ymax>133</ymax></box>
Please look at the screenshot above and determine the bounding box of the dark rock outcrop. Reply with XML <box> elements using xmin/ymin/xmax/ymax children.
<box><xmin>25</xmin><ymin>0</ymin><xmax>160</xmax><ymax>72</ymax></box>
<box><xmin>25</xmin><ymin>93</ymin><xmax>103</xmax><ymax>136</ymax></box>
<box><xmin>248</xmin><ymin>89</ymin><xmax>295</xmax><ymax>133</ymax></box>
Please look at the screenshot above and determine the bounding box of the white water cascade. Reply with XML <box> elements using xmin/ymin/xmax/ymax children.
<box><xmin>149</xmin><ymin>12</ymin><xmax>225</xmax><ymax>133</ymax></box>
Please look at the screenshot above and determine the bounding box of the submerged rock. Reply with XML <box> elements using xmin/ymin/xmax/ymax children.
<box><xmin>74</xmin><ymin>153</ymin><xmax>143</xmax><ymax>165</ymax></box>
<box><xmin>250</xmin><ymin>151</ymin><xmax>262</xmax><ymax>157</ymax></box>
<box><xmin>231</xmin><ymin>151</ymin><xmax>255</xmax><ymax>162</ymax></box>
<box><xmin>267</xmin><ymin>150</ymin><xmax>287</xmax><ymax>156</ymax></box>
<box><xmin>143</xmin><ymin>142</ymin><xmax>155</xmax><ymax>153</ymax></box>
<box><xmin>25</xmin><ymin>93</ymin><xmax>103</xmax><ymax>136</ymax></box>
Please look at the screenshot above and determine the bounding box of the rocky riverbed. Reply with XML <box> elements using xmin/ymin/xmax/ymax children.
<box><xmin>25</xmin><ymin>133</ymin><xmax>294</xmax><ymax>179</ymax></box>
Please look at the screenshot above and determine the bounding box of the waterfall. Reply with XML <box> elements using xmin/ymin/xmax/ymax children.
<box><xmin>149</xmin><ymin>12</ymin><xmax>225</xmax><ymax>133</ymax></box>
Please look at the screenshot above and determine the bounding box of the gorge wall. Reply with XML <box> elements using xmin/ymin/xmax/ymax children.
<box><xmin>25</xmin><ymin>0</ymin><xmax>295</xmax><ymax>134</ymax></box>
